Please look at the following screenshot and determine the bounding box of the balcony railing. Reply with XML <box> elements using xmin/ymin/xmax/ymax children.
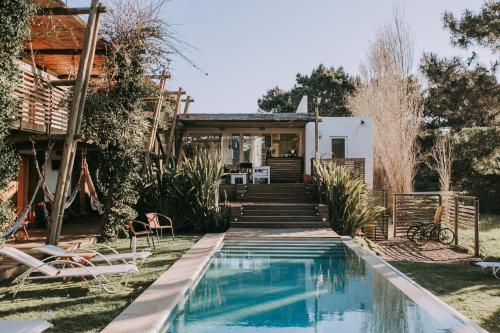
<box><xmin>12</xmin><ymin>61</ymin><xmax>69</xmax><ymax>134</ymax></box>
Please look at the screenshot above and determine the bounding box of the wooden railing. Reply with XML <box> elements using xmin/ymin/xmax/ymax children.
<box><xmin>12</xmin><ymin>61</ymin><xmax>69</xmax><ymax>134</ymax></box>
<box><xmin>312</xmin><ymin>158</ymin><xmax>366</xmax><ymax>183</ymax></box>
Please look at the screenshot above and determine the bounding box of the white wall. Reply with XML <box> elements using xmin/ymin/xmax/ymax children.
<box><xmin>44</xmin><ymin>151</ymin><xmax>71</xmax><ymax>199</ymax></box>
<box><xmin>305</xmin><ymin>117</ymin><xmax>374</xmax><ymax>188</ymax></box>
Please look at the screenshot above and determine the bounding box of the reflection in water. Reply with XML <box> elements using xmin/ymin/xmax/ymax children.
<box><xmin>166</xmin><ymin>244</ymin><xmax>451</xmax><ymax>333</ymax></box>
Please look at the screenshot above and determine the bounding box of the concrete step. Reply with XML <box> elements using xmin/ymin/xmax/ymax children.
<box><xmin>241</xmin><ymin>198</ymin><xmax>312</xmax><ymax>203</ymax></box>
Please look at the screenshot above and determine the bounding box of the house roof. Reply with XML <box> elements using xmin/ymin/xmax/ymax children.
<box><xmin>24</xmin><ymin>0</ymin><xmax>107</xmax><ymax>77</ymax></box>
<box><xmin>177</xmin><ymin>113</ymin><xmax>318</xmax><ymax>128</ymax></box>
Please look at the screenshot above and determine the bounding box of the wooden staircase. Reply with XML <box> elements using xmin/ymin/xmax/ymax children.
<box><xmin>230</xmin><ymin>184</ymin><xmax>329</xmax><ymax>228</ymax></box>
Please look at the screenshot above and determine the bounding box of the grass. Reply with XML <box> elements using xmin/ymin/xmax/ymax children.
<box><xmin>457</xmin><ymin>214</ymin><xmax>500</xmax><ymax>259</ymax></box>
<box><xmin>392</xmin><ymin>261</ymin><xmax>500</xmax><ymax>333</ymax></box>
<box><xmin>0</xmin><ymin>234</ymin><xmax>201</xmax><ymax>333</ymax></box>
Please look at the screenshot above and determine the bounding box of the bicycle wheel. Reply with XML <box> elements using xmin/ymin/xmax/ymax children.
<box><xmin>406</xmin><ymin>225</ymin><xmax>420</xmax><ymax>240</ymax></box>
<box><xmin>438</xmin><ymin>228</ymin><xmax>455</xmax><ymax>245</ymax></box>
<box><xmin>412</xmin><ymin>228</ymin><xmax>428</xmax><ymax>246</ymax></box>
<box><xmin>429</xmin><ymin>225</ymin><xmax>440</xmax><ymax>242</ymax></box>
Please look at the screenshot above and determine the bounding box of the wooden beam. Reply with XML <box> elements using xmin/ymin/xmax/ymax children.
<box><xmin>25</xmin><ymin>49</ymin><xmax>108</xmax><ymax>56</ymax></box>
<box><xmin>50</xmin><ymin>79</ymin><xmax>76</xmax><ymax>87</ymax></box>
<box><xmin>37</xmin><ymin>6</ymin><xmax>107</xmax><ymax>16</ymax></box>
<box><xmin>183</xmin><ymin>96</ymin><xmax>194</xmax><ymax>114</ymax></box>
<box><xmin>165</xmin><ymin>88</ymin><xmax>184</xmax><ymax>157</ymax></box>
<box><xmin>48</xmin><ymin>0</ymin><xmax>102</xmax><ymax>245</ymax></box>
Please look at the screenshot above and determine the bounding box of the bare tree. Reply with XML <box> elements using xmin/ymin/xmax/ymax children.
<box><xmin>426</xmin><ymin>134</ymin><xmax>455</xmax><ymax>192</ymax></box>
<box><xmin>350</xmin><ymin>8</ymin><xmax>423</xmax><ymax>195</ymax></box>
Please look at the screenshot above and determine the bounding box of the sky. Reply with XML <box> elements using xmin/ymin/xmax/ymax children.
<box><xmin>70</xmin><ymin>0</ymin><xmax>492</xmax><ymax>114</ymax></box>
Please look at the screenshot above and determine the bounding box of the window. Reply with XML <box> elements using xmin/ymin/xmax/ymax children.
<box><xmin>272</xmin><ymin>133</ymin><xmax>300</xmax><ymax>157</ymax></box>
<box><xmin>331</xmin><ymin>138</ymin><xmax>346</xmax><ymax>158</ymax></box>
<box><xmin>242</xmin><ymin>134</ymin><xmax>271</xmax><ymax>167</ymax></box>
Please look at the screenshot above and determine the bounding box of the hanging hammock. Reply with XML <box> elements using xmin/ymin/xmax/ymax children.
<box><xmin>30</xmin><ymin>139</ymin><xmax>104</xmax><ymax>214</ymax></box>
<box><xmin>1</xmin><ymin>179</ymin><xmax>42</xmax><ymax>240</ymax></box>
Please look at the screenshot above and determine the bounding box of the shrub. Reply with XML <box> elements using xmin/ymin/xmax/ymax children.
<box><xmin>139</xmin><ymin>151</ymin><xmax>230</xmax><ymax>233</ymax></box>
<box><xmin>313</xmin><ymin>160</ymin><xmax>384</xmax><ymax>236</ymax></box>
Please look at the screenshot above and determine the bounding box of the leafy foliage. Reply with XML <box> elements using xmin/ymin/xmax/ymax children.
<box><xmin>139</xmin><ymin>152</ymin><xmax>229</xmax><ymax>233</ymax></box>
<box><xmin>453</xmin><ymin>127</ymin><xmax>500</xmax><ymax>213</ymax></box>
<box><xmin>443</xmin><ymin>0</ymin><xmax>500</xmax><ymax>52</ymax></box>
<box><xmin>82</xmin><ymin>0</ymin><xmax>171</xmax><ymax>239</ymax></box>
<box><xmin>312</xmin><ymin>161</ymin><xmax>384</xmax><ymax>237</ymax></box>
<box><xmin>421</xmin><ymin>54</ymin><xmax>499</xmax><ymax>131</ymax></box>
<box><xmin>258</xmin><ymin>65</ymin><xmax>358</xmax><ymax>116</ymax></box>
<box><xmin>0</xmin><ymin>0</ymin><xmax>36</xmax><ymax>190</ymax></box>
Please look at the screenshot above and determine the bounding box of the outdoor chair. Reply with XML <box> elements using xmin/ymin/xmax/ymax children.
<box><xmin>146</xmin><ymin>213</ymin><xmax>175</xmax><ymax>242</ymax></box>
<box><xmin>472</xmin><ymin>259</ymin><xmax>500</xmax><ymax>279</ymax></box>
<box><xmin>0</xmin><ymin>320</ymin><xmax>53</xmax><ymax>333</ymax></box>
<box><xmin>126</xmin><ymin>220</ymin><xmax>156</xmax><ymax>250</ymax></box>
<box><xmin>0</xmin><ymin>247</ymin><xmax>138</xmax><ymax>297</ymax></box>
<box><xmin>35</xmin><ymin>244</ymin><xmax>152</xmax><ymax>267</ymax></box>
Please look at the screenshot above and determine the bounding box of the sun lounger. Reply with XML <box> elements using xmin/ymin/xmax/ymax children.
<box><xmin>35</xmin><ymin>244</ymin><xmax>151</xmax><ymax>267</ymax></box>
<box><xmin>472</xmin><ymin>260</ymin><xmax>500</xmax><ymax>279</ymax></box>
<box><xmin>0</xmin><ymin>247</ymin><xmax>138</xmax><ymax>297</ymax></box>
<box><xmin>0</xmin><ymin>320</ymin><xmax>53</xmax><ymax>333</ymax></box>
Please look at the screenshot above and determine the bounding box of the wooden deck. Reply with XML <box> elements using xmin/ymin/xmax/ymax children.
<box><xmin>0</xmin><ymin>220</ymin><xmax>100</xmax><ymax>281</ymax></box>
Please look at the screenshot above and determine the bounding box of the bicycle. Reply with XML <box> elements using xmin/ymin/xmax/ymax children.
<box><xmin>411</xmin><ymin>221</ymin><xmax>455</xmax><ymax>246</ymax></box>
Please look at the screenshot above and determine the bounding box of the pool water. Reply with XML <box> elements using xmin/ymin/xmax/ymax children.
<box><xmin>166</xmin><ymin>239</ymin><xmax>453</xmax><ymax>333</ymax></box>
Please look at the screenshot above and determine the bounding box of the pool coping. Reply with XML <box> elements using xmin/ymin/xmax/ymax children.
<box><xmin>100</xmin><ymin>233</ymin><xmax>225</xmax><ymax>333</ymax></box>
<box><xmin>344</xmin><ymin>239</ymin><xmax>487</xmax><ymax>333</ymax></box>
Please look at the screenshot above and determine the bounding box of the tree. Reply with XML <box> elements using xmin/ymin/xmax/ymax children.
<box><xmin>421</xmin><ymin>1</ymin><xmax>499</xmax><ymax>132</ymax></box>
<box><xmin>350</xmin><ymin>9</ymin><xmax>423</xmax><ymax>195</ymax></box>
<box><xmin>82</xmin><ymin>0</ymin><xmax>171</xmax><ymax>239</ymax></box>
<box><xmin>258</xmin><ymin>65</ymin><xmax>358</xmax><ymax>116</ymax></box>
<box><xmin>421</xmin><ymin>54</ymin><xmax>499</xmax><ymax>131</ymax></box>
<box><xmin>0</xmin><ymin>0</ymin><xmax>35</xmax><ymax>190</ymax></box>
<box><xmin>425</xmin><ymin>133</ymin><xmax>455</xmax><ymax>192</ymax></box>
<box><xmin>443</xmin><ymin>0</ymin><xmax>499</xmax><ymax>52</ymax></box>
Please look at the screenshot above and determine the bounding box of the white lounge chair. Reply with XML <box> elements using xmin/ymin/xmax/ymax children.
<box><xmin>35</xmin><ymin>244</ymin><xmax>151</xmax><ymax>267</ymax></box>
<box><xmin>0</xmin><ymin>247</ymin><xmax>138</xmax><ymax>297</ymax></box>
<box><xmin>473</xmin><ymin>260</ymin><xmax>500</xmax><ymax>279</ymax></box>
<box><xmin>0</xmin><ymin>320</ymin><xmax>53</xmax><ymax>333</ymax></box>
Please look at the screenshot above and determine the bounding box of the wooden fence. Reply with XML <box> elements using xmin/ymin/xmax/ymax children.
<box><xmin>393</xmin><ymin>192</ymin><xmax>479</xmax><ymax>256</ymax></box>
<box><xmin>12</xmin><ymin>61</ymin><xmax>69</xmax><ymax>134</ymax></box>
<box><xmin>364</xmin><ymin>189</ymin><xmax>389</xmax><ymax>241</ymax></box>
<box><xmin>312</xmin><ymin>158</ymin><xmax>366</xmax><ymax>183</ymax></box>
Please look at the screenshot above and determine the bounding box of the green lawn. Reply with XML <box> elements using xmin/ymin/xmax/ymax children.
<box><xmin>392</xmin><ymin>261</ymin><xmax>500</xmax><ymax>333</ymax></box>
<box><xmin>0</xmin><ymin>235</ymin><xmax>201</xmax><ymax>333</ymax></box>
<box><xmin>458</xmin><ymin>214</ymin><xmax>500</xmax><ymax>259</ymax></box>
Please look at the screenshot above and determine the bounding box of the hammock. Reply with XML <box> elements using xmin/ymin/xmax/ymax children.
<box><xmin>1</xmin><ymin>179</ymin><xmax>42</xmax><ymax>240</ymax></box>
<box><xmin>31</xmin><ymin>140</ymin><xmax>103</xmax><ymax>214</ymax></box>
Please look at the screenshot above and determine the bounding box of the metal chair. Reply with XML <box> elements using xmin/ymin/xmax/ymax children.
<box><xmin>146</xmin><ymin>213</ymin><xmax>175</xmax><ymax>242</ymax></box>
<box><xmin>126</xmin><ymin>220</ymin><xmax>155</xmax><ymax>250</ymax></box>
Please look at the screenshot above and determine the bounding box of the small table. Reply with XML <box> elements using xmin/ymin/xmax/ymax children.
<box><xmin>230</xmin><ymin>173</ymin><xmax>247</xmax><ymax>185</ymax></box>
<box><xmin>56</xmin><ymin>252</ymin><xmax>97</xmax><ymax>281</ymax></box>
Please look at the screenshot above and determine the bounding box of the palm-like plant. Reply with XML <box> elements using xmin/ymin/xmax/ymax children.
<box><xmin>313</xmin><ymin>160</ymin><xmax>384</xmax><ymax>236</ymax></box>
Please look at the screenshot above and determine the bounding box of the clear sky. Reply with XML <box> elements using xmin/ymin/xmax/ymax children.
<box><xmin>161</xmin><ymin>0</ymin><xmax>490</xmax><ymax>114</ymax></box>
<box><xmin>69</xmin><ymin>0</ymin><xmax>491</xmax><ymax>114</ymax></box>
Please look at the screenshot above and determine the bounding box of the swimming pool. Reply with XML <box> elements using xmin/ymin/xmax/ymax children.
<box><xmin>164</xmin><ymin>238</ymin><xmax>480</xmax><ymax>333</ymax></box>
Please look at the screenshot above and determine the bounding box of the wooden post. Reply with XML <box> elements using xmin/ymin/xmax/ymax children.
<box><xmin>314</xmin><ymin>106</ymin><xmax>319</xmax><ymax>160</ymax></box>
<box><xmin>474</xmin><ymin>198</ymin><xmax>480</xmax><ymax>257</ymax></box>
<box><xmin>392</xmin><ymin>194</ymin><xmax>397</xmax><ymax>238</ymax></box>
<box><xmin>183</xmin><ymin>96</ymin><xmax>194</xmax><ymax>114</ymax></box>
<box><xmin>48</xmin><ymin>0</ymin><xmax>101</xmax><ymax>245</ymax></box>
<box><xmin>165</xmin><ymin>88</ymin><xmax>184</xmax><ymax>157</ymax></box>
<box><xmin>454</xmin><ymin>195</ymin><xmax>459</xmax><ymax>246</ymax></box>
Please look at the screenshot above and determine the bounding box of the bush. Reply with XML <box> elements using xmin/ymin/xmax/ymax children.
<box><xmin>313</xmin><ymin>160</ymin><xmax>384</xmax><ymax>236</ymax></box>
<box><xmin>139</xmin><ymin>151</ymin><xmax>230</xmax><ymax>233</ymax></box>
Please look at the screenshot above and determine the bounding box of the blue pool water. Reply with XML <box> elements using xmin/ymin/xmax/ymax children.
<box><xmin>166</xmin><ymin>239</ymin><xmax>454</xmax><ymax>333</ymax></box>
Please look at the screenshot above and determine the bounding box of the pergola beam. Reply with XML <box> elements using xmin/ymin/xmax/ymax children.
<box><xmin>25</xmin><ymin>49</ymin><xmax>108</xmax><ymax>56</ymax></box>
<box><xmin>37</xmin><ymin>7</ymin><xmax>107</xmax><ymax>16</ymax></box>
